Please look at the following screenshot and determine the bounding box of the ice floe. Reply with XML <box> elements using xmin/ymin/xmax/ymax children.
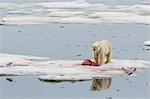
<box><xmin>144</xmin><ymin>40</ymin><xmax>150</xmax><ymax>46</ymax></box>
<box><xmin>0</xmin><ymin>53</ymin><xmax>150</xmax><ymax>81</ymax></box>
<box><xmin>0</xmin><ymin>1</ymin><xmax>150</xmax><ymax>25</ymax></box>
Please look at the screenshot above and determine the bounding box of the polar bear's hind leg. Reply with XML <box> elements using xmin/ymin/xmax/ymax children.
<box><xmin>98</xmin><ymin>54</ymin><xmax>105</xmax><ymax>65</ymax></box>
<box><xmin>106</xmin><ymin>51</ymin><xmax>112</xmax><ymax>63</ymax></box>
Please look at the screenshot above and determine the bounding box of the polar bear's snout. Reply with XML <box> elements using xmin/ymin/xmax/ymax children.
<box><xmin>92</xmin><ymin>46</ymin><xmax>96</xmax><ymax>51</ymax></box>
<box><xmin>93</xmin><ymin>48</ymin><xmax>96</xmax><ymax>51</ymax></box>
<box><xmin>92</xmin><ymin>46</ymin><xmax>97</xmax><ymax>54</ymax></box>
<box><xmin>91</xmin><ymin>45</ymin><xmax>100</xmax><ymax>54</ymax></box>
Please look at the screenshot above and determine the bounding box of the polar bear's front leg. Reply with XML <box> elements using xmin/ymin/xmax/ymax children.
<box><xmin>98</xmin><ymin>53</ymin><xmax>105</xmax><ymax>65</ymax></box>
<box><xmin>94</xmin><ymin>54</ymin><xmax>98</xmax><ymax>64</ymax></box>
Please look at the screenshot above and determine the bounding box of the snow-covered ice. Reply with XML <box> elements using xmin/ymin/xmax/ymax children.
<box><xmin>0</xmin><ymin>1</ymin><xmax>150</xmax><ymax>25</ymax></box>
<box><xmin>0</xmin><ymin>53</ymin><xmax>150</xmax><ymax>81</ymax></box>
<box><xmin>144</xmin><ymin>40</ymin><xmax>150</xmax><ymax>46</ymax></box>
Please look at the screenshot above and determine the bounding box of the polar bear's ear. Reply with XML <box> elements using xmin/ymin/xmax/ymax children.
<box><xmin>97</xmin><ymin>45</ymin><xmax>101</xmax><ymax>50</ymax></box>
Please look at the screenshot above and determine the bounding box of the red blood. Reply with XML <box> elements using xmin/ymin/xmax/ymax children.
<box><xmin>81</xmin><ymin>59</ymin><xmax>100</xmax><ymax>66</ymax></box>
<box><xmin>81</xmin><ymin>59</ymin><xmax>92</xmax><ymax>65</ymax></box>
<box><xmin>91</xmin><ymin>62</ymin><xmax>100</xmax><ymax>66</ymax></box>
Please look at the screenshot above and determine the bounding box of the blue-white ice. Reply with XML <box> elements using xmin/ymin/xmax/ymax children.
<box><xmin>144</xmin><ymin>41</ymin><xmax>150</xmax><ymax>46</ymax></box>
<box><xmin>0</xmin><ymin>53</ymin><xmax>150</xmax><ymax>81</ymax></box>
<box><xmin>0</xmin><ymin>0</ymin><xmax>150</xmax><ymax>25</ymax></box>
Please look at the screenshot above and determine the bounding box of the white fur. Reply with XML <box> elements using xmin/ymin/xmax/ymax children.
<box><xmin>91</xmin><ymin>78</ymin><xmax>112</xmax><ymax>91</ymax></box>
<box><xmin>91</xmin><ymin>40</ymin><xmax>112</xmax><ymax>65</ymax></box>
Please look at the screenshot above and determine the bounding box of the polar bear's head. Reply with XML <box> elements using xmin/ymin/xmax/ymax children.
<box><xmin>91</xmin><ymin>78</ymin><xmax>112</xmax><ymax>91</ymax></box>
<box><xmin>90</xmin><ymin>42</ymin><xmax>101</xmax><ymax>54</ymax></box>
<box><xmin>90</xmin><ymin>79</ymin><xmax>102</xmax><ymax>91</ymax></box>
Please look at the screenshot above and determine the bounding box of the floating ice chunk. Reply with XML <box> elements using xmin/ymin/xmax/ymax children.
<box><xmin>48</xmin><ymin>11</ymin><xmax>85</xmax><ymax>17</ymax></box>
<box><xmin>144</xmin><ymin>41</ymin><xmax>150</xmax><ymax>46</ymax></box>
<box><xmin>144</xmin><ymin>1</ymin><xmax>150</xmax><ymax>5</ymax></box>
<box><xmin>89</xmin><ymin>12</ymin><xmax>150</xmax><ymax>24</ymax></box>
<box><xmin>0</xmin><ymin>53</ymin><xmax>150</xmax><ymax>79</ymax></box>
<box><xmin>2</xmin><ymin>16</ymin><xmax>61</xmax><ymax>24</ymax></box>
<box><xmin>36</xmin><ymin>1</ymin><xmax>90</xmax><ymax>9</ymax></box>
<box><xmin>58</xmin><ymin>17</ymin><xmax>101</xmax><ymax>24</ymax></box>
<box><xmin>126</xmin><ymin>5</ymin><xmax>150</xmax><ymax>15</ymax></box>
<box><xmin>1</xmin><ymin>1</ymin><xmax>150</xmax><ymax>25</ymax></box>
<box><xmin>0</xmin><ymin>2</ymin><xmax>17</xmax><ymax>9</ymax></box>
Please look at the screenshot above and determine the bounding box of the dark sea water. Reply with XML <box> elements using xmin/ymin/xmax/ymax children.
<box><xmin>0</xmin><ymin>0</ymin><xmax>150</xmax><ymax>99</ymax></box>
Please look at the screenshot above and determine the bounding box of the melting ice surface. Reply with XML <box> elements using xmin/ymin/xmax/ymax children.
<box><xmin>0</xmin><ymin>0</ymin><xmax>150</xmax><ymax>25</ymax></box>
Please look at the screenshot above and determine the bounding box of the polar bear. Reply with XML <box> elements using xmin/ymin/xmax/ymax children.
<box><xmin>90</xmin><ymin>78</ymin><xmax>112</xmax><ymax>91</ymax></box>
<box><xmin>90</xmin><ymin>40</ymin><xmax>112</xmax><ymax>65</ymax></box>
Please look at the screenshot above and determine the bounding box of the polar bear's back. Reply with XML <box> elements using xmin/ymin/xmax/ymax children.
<box><xmin>96</xmin><ymin>40</ymin><xmax>112</xmax><ymax>51</ymax></box>
<box><xmin>99</xmin><ymin>40</ymin><xmax>111</xmax><ymax>44</ymax></box>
